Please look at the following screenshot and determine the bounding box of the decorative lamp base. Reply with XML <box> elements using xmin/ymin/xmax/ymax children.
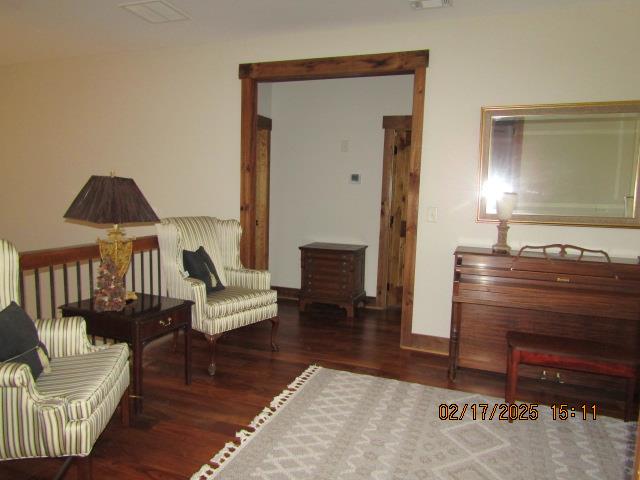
<box><xmin>492</xmin><ymin>220</ymin><xmax>511</xmax><ymax>254</ymax></box>
<box><xmin>94</xmin><ymin>257</ymin><xmax>126</xmax><ymax>312</ymax></box>
<box><xmin>98</xmin><ymin>225</ymin><xmax>133</xmax><ymax>279</ymax></box>
<box><xmin>96</xmin><ymin>224</ymin><xmax>133</xmax><ymax>310</ymax></box>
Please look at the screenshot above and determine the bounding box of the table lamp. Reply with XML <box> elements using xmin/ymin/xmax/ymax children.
<box><xmin>64</xmin><ymin>174</ymin><xmax>159</xmax><ymax>310</ymax></box>
<box><xmin>492</xmin><ymin>192</ymin><xmax>517</xmax><ymax>254</ymax></box>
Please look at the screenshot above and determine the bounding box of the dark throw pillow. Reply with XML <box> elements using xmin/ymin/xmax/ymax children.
<box><xmin>195</xmin><ymin>246</ymin><xmax>225</xmax><ymax>292</ymax></box>
<box><xmin>0</xmin><ymin>302</ymin><xmax>50</xmax><ymax>379</ymax></box>
<box><xmin>183</xmin><ymin>249</ymin><xmax>213</xmax><ymax>292</ymax></box>
<box><xmin>183</xmin><ymin>246</ymin><xmax>225</xmax><ymax>294</ymax></box>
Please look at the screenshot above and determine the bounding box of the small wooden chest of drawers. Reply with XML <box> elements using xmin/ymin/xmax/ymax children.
<box><xmin>299</xmin><ymin>242</ymin><xmax>367</xmax><ymax>317</ymax></box>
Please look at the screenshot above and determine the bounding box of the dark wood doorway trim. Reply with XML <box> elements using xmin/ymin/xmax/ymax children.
<box><xmin>238</xmin><ymin>50</ymin><xmax>429</xmax><ymax>351</ymax></box>
<box><xmin>382</xmin><ymin>115</ymin><xmax>413</xmax><ymax>130</ymax></box>
<box><xmin>255</xmin><ymin>115</ymin><xmax>272</xmax><ymax>270</ymax></box>
<box><xmin>377</xmin><ymin>115</ymin><xmax>412</xmax><ymax>309</ymax></box>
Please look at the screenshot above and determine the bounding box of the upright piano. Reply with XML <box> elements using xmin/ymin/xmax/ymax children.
<box><xmin>448</xmin><ymin>245</ymin><xmax>640</xmax><ymax>388</ymax></box>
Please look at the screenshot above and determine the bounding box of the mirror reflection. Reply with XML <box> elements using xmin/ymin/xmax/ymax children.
<box><xmin>478</xmin><ymin>102</ymin><xmax>640</xmax><ymax>227</ymax></box>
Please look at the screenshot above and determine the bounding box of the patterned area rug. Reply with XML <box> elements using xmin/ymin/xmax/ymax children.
<box><xmin>191</xmin><ymin>366</ymin><xmax>637</xmax><ymax>480</ymax></box>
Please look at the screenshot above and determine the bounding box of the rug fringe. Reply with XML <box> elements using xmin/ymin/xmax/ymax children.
<box><xmin>191</xmin><ymin>365</ymin><xmax>322</xmax><ymax>480</ymax></box>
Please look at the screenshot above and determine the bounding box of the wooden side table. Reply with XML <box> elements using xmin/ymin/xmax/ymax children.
<box><xmin>61</xmin><ymin>294</ymin><xmax>193</xmax><ymax>416</ymax></box>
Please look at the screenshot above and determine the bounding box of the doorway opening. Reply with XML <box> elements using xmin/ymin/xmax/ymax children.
<box><xmin>238</xmin><ymin>50</ymin><xmax>428</xmax><ymax>350</ymax></box>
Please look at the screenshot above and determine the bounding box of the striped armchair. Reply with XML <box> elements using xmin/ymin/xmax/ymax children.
<box><xmin>156</xmin><ymin>217</ymin><xmax>279</xmax><ymax>375</ymax></box>
<box><xmin>0</xmin><ymin>240</ymin><xmax>130</xmax><ymax>479</ymax></box>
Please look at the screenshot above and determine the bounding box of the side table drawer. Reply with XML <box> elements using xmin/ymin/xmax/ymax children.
<box><xmin>139</xmin><ymin>311</ymin><xmax>185</xmax><ymax>339</ymax></box>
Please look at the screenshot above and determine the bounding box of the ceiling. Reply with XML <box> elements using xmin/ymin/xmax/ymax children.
<box><xmin>0</xmin><ymin>0</ymin><xmax>615</xmax><ymax>66</ymax></box>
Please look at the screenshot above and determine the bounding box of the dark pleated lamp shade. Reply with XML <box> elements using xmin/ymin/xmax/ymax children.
<box><xmin>64</xmin><ymin>175</ymin><xmax>159</xmax><ymax>225</ymax></box>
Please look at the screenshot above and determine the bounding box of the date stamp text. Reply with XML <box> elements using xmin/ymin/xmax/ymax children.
<box><xmin>438</xmin><ymin>403</ymin><xmax>598</xmax><ymax>421</ymax></box>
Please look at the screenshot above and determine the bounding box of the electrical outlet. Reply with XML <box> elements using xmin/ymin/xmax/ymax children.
<box><xmin>340</xmin><ymin>139</ymin><xmax>350</xmax><ymax>153</ymax></box>
<box><xmin>350</xmin><ymin>173</ymin><xmax>361</xmax><ymax>184</ymax></box>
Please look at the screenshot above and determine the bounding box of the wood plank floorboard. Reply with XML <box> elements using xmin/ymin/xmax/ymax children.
<box><xmin>0</xmin><ymin>300</ymin><xmax>632</xmax><ymax>479</ymax></box>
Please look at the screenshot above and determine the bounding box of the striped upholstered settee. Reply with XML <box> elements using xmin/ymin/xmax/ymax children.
<box><xmin>156</xmin><ymin>216</ymin><xmax>278</xmax><ymax>375</ymax></box>
<box><xmin>0</xmin><ymin>239</ymin><xmax>130</xmax><ymax>478</ymax></box>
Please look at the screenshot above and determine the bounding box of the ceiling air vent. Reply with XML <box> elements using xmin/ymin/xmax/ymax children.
<box><xmin>409</xmin><ymin>0</ymin><xmax>452</xmax><ymax>9</ymax></box>
<box><xmin>120</xmin><ymin>1</ymin><xmax>190</xmax><ymax>24</ymax></box>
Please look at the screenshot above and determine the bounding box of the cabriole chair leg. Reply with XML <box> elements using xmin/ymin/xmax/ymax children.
<box><xmin>204</xmin><ymin>333</ymin><xmax>223</xmax><ymax>376</ymax></box>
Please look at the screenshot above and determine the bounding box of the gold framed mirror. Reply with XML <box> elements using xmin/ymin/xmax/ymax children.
<box><xmin>477</xmin><ymin>100</ymin><xmax>640</xmax><ymax>228</ymax></box>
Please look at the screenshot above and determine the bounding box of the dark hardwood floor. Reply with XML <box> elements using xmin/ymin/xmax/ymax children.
<box><xmin>0</xmin><ymin>301</ymin><xmax>633</xmax><ymax>479</ymax></box>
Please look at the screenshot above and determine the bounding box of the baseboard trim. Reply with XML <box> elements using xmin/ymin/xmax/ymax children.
<box><xmin>273</xmin><ymin>286</ymin><xmax>378</xmax><ymax>310</ymax></box>
<box><xmin>401</xmin><ymin>333</ymin><xmax>449</xmax><ymax>356</ymax></box>
<box><xmin>273</xmin><ymin>286</ymin><xmax>300</xmax><ymax>301</ymax></box>
<box><xmin>363</xmin><ymin>296</ymin><xmax>382</xmax><ymax>309</ymax></box>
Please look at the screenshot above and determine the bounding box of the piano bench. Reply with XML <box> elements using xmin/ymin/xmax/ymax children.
<box><xmin>505</xmin><ymin>331</ymin><xmax>639</xmax><ymax>421</ymax></box>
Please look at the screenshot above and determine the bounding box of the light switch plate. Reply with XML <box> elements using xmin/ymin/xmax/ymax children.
<box><xmin>426</xmin><ymin>206</ymin><xmax>438</xmax><ymax>222</ymax></box>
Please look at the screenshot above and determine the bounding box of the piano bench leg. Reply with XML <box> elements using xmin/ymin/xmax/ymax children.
<box><xmin>505</xmin><ymin>346</ymin><xmax>520</xmax><ymax>422</ymax></box>
<box><xmin>625</xmin><ymin>375</ymin><xmax>637</xmax><ymax>422</ymax></box>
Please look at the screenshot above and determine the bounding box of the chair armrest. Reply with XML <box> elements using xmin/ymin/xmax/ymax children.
<box><xmin>0</xmin><ymin>363</ymin><xmax>65</xmax><ymax>406</ymax></box>
<box><xmin>0</xmin><ymin>362</ymin><xmax>69</xmax><ymax>457</ymax></box>
<box><xmin>224</xmin><ymin>267</ymin><xmax>271</xmax><ymax>290</ymax></box>
<box><xmin>35</xmin><ymin>316</ymin><xmax>97</xmax><ymax>358</ymax></box>
<box><xmin>177</xmin><ymin>276</ymin><xmax>208</xmax><ymax>331</ymax></box>
<box><xmin>179</xmin><ymin>276</ymin><xmax>207</xmax><ymax>302</ymax></box>
<box><xmin>0</xmin><ymin>362</ymin><xmax>36</xmax><ymax>388</ymax></box>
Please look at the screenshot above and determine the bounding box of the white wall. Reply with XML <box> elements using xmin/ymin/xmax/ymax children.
<box><xmin>268</xmin><ymin>76</ymin><xmax>413</xmax><ymax>293</ymax></box>
<box><xmin>258</xmin><ymin>83</ymin><xmax>272</xmax><ymax>117</ymax></box>
<box><xmin>1</xmin><ymin>1</ymin><xmax>639</xmax><ymax>339</ymax></box>
<box><xmin>0</xmin><ymin>46</ymin><xmax>242</xmax><ymax>250</ymax></box>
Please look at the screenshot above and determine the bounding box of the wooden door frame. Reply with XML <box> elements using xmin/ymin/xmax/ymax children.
<box><xmin>239</xmin><ymin>50</ymin><xmax>428</xmax><ymax>350</ymax></box>
<box><xmin>254</xmin><ymin>114</ymin><xmax>272</xmax><ymax>270</ymax></box>
<box><xmin>377</xmin><ymin>115</ymin><xmax>413</xmax><ymax>309</ymax></box>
